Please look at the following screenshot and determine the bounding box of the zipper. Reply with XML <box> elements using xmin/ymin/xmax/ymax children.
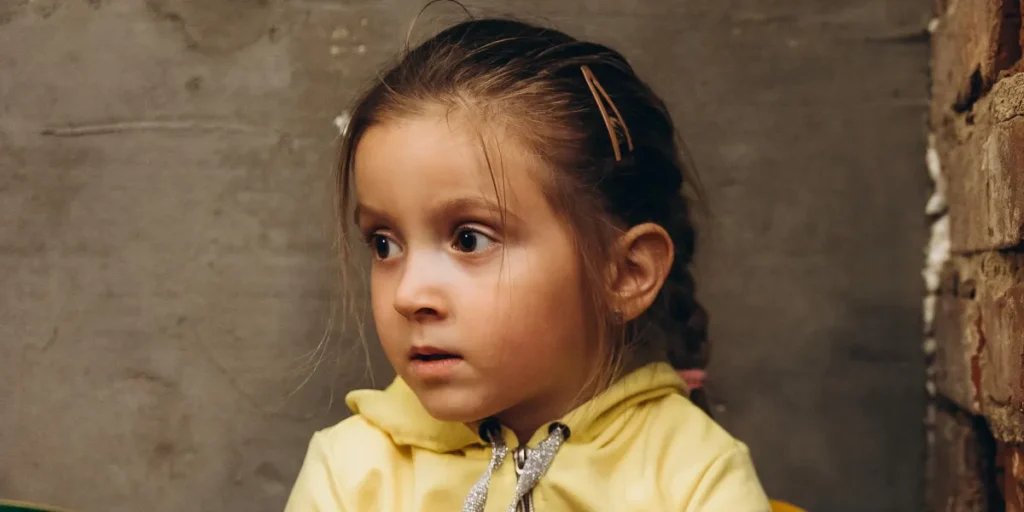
<box><xmin>513</xmin><ymin>445</ymin><xmax>535</xmax><ymax>512</ymax></box>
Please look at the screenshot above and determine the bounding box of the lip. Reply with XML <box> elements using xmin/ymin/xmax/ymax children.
<box><xmin>407</xmin><ymin>346</ymin><xmax>463</xmax><ymax>380</ymax></box>
<box><xmin>408</xmin><ymin>345</ymin><xmax>461</xmax><ymax>359</ymax></box>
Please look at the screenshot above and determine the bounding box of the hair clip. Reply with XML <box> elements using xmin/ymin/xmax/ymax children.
<box><xmin>580</xmin><ymin>65</ymin><xmax>634</xmax><ymax>162</ymax></box>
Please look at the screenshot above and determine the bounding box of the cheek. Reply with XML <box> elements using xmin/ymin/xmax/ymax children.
<box><xmin>369</xmin><ymin>270</ymin><xmax>403</xmax><ymax>352</ymax></box>
<box><xmin>369</xmin><ymin>271</ymin><xmax>388</xmax><ymax>320</ymax></box>
<box><xmin>486</xmin><ymin>250</ymin><xmax>589</xmax><ymax>359</ymax></box>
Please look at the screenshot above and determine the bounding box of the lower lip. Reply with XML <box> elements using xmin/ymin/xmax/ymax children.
<box><xmin>408</xmin><ymin>357</ymin><xmax>463</xmax><ymax>380</ymax></box>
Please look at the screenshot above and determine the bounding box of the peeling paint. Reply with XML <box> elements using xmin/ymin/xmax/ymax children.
<box><xmin>926</xmin><ymin>134</ymin><xmax>948</xmax><ymax>215</ymax></box>
<box><xmin>924</xmin><ymin>216</ymin><xmax>951</xmax><ymax>294</ymax></box>
<box><xmin>925</xmin><ymin>296</ymin><xmax>938</xmax><ymax>332</ymax></box>
<box><xmin>924</xmin><ymin>129</ymin><xmax>951</xmax><ymax>456</ymax></box>
<box><xmin>923</xmin><ymin>337</ymin><xmax>937</xmax><ymax>356</ymax></box>
<box><xmin>924</xmin><ymin>133</ymin><xmax>951</xmax><ymax>346</ymax></box>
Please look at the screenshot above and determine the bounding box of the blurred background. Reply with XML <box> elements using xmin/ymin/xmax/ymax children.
<box><xmin>1</xmin><ymin>1</ymin><xmax>937</xmax><ymax>511</ymax></box>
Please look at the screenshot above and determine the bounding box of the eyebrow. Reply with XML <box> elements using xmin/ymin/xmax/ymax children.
<box><xmin>353</xmin><ymin>196</ymin><xmax>522</xmax><ymax>226</ymax></box>
<box><xmin>437</xmin><ymin>196</ymin><xmax>516</xmax><ymax>221</ymax></box>
<box><xmin>352</xmin><ymin>202</ymin><xmax>386</xmax><ymax>224</ymax></box>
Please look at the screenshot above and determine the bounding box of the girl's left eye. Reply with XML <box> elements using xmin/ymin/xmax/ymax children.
<box><xmin>368</xmin><ymin>233</ymin><xmax>403</xmax><ymax>261</ymax></box>
<box><xmin>452</xmin><ymin>227</ymin><xmax>495</xmax><ymax>253</ymax></box>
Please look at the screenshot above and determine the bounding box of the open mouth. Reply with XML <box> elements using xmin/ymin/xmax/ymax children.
<box><xmin>409</xmin><ymin>347</ymin><xmax>462</xmax><ymax>362</ymax></box>
<box><xmin>408</xmin><ymin>347</ymin><xmax>463</xmax><ymax>378</ymax></box>
<box><xmin>412</xmin><ymin>353</ymin><xmax>461</xmax><ymax>361</ymax></box>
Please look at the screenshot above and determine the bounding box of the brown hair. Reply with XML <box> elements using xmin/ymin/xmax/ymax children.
<box><xmin>336</xmin><ymin>17</ymin><xmax>709</xmax><ymax>404</ymax></box>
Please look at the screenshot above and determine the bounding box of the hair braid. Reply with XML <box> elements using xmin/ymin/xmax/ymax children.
<box><xmin>661</xmin><ymin>196</ymin><xmax>709</xmax><ymax>371</ymax></box>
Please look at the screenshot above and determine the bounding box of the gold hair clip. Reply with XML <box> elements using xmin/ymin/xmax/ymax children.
<box><xmin>580</xmin><ymin>65</ymin><xmax>634</xmax><ymax>162</ymax></box>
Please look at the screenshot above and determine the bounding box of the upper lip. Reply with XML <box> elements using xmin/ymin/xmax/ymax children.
<box><xmin>408</xmin><ymin>346</ymin><xmax>462</xmax><ymax>359</ymax></box>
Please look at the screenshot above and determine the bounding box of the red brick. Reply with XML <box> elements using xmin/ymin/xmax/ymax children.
<box><xmin>934</xmin><ymin>294</ymin><xmax>985</xmax><ymax>413</ymax></box>
<box><xmin>946</xmin><ymin>116</ymin><xmax>1024</xmax><ymax>252</ymax></box>
<box><xmin>929</xmin><ymin>407</ymin><xmax>998</xmax><ymax>511</ymax></box>
<box><xmin>989</xmin><ymin>72</ymin><xmax>1024</xmax><ymax>123</ymax></box>
<box><xmin>931</xmin><ymin>0</ymin><xmax>1022</xmax><ymax>125</ymax></box>
<box><xmin>936</xmin><ymin>254</ymin><xmax>1024</xmax><ymax>442</ymax></box>
<box><xmin>980</xmin><ymin>282</ymin><xmax>1024</xmax><ymax>442</ymax></box>
<box><xmin>1002</xmin><ymin>444</ymin><xmax>1024</xmax><ymax>511</ymax></box>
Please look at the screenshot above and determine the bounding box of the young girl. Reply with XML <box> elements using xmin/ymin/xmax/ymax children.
<box><xmin>286</xmin><ymin>17</ymin><xmax>772</xmax><ymax>511</ymax></box>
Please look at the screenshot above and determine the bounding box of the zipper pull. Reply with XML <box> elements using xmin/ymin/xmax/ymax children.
<box><xmin>513</xmin><ymin>446</ymin><xmax>535</xmax><ymax>512</ymax></box>
<box><xmin>513</xmin><ymin>446</ymin><xmax>528</xmax><ymax>472</ymax></box>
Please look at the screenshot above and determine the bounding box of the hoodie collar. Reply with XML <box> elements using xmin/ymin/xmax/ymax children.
<box><xmin>345</xmin><ymin>362</ymin><xmax>687</xmax><ymax>453</ymax></box>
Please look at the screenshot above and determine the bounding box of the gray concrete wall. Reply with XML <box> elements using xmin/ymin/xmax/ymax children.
<box><xmin>0</xmin><ymin>1</ymin><xmax>929</xmax><ymax>511</ymax></box>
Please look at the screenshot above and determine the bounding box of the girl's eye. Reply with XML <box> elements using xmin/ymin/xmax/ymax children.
<box><xmin>370</xmin><ymin>234</ymin><xmax>402</xmax><ymax>260</ymax></box>
<box><xmin>453</xmin><ymin>228</ymin><xmax>495</xmax><ymax>253</ymax></box>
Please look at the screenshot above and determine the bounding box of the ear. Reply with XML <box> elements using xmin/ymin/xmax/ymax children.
<box><xmin>609</xmin><ymin>223</ymin><xmax>674</xmax><ymax>322</ymax></box>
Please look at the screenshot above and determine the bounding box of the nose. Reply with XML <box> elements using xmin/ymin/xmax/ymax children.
<box><xmin>392</xmin><ymin>252</ymin><xmax>448</xmax><ymax>321</ymax></box>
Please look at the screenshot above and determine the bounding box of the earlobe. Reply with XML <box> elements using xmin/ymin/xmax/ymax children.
<box><xmin>610</xmin><ymin>223</ymin><xmax>674</xmax><ymax>322</ymax></box>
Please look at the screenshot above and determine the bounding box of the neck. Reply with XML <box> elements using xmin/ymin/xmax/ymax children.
<box><xmin>494</xmin><ymin>349</ymin><xmax>661</xmax><ymax>444</ymax></box>
<box><xmin>495</xmin><ymin>368</ymin><xmax>605</xmax><ymax>444</ymax></box>
<box><xmin>496</xmin><ymin>393</ymin><xmax>574</xmax><ymax>444</ymax></box>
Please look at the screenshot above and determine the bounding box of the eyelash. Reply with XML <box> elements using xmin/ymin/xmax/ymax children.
<box><xmin>364</xmin><ymin>231</ymin><xmax>400</xmax><ymax>261</ymax></box>
<box><xmin>361</xmin><ymin>224</ymin><xmax>500</xmax><ymax>261</ymax></box>
<box><xmin>450</xmin><ymin>225</ymin><xmax>497</xmax><ymax>254</ymax></box>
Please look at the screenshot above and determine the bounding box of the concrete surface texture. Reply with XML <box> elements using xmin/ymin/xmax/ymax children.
<box><xmin>0</xmin><ymin>1</ymin><xmax>930</xmax><ymax>511</ymax></box>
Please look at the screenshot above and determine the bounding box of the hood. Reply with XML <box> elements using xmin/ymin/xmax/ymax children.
<box><xmin>345</xmin><ymin>362</ymin><xmax>687</xmax><ymax>453</ymax></box>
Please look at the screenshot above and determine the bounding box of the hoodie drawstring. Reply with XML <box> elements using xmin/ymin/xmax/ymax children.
<box><xmin>462</xmin><ymin>421</ymin><xmax>569</xmax><ymax>512</ymax></box>
<box><xmin>462</xmin><ymin>421</ymin><xmax>508</xmax><ymax>512</ymax></box>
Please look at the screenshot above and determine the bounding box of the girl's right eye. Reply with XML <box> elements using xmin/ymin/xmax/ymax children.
<box><xmin>368</xmin><ymin>234</ymin><xmax>403</xmax><ymax>261</ymax></box>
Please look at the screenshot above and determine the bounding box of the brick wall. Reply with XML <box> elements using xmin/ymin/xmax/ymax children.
<box><xmin>927</xmin><ymin>0</ymin><xmax>1024</xmax><ymax>509</ymax></box>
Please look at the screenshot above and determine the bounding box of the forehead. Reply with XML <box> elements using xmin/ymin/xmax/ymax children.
<box><xmin>352</xmin><ymin>113</ymin><xmax>550</xmax><ymax>210</ymax></box>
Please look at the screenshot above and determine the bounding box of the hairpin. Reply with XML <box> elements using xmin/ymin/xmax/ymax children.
<box><xmin>580</xmin><ymin>65</ymin><xmax>634</xmax><ymax>161</ymax></box>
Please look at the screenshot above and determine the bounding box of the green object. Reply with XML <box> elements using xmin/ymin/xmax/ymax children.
<box><xmin>0</xmin><ymin>501</ymin><xmax>68</xmax><ymax>512</ymax></box>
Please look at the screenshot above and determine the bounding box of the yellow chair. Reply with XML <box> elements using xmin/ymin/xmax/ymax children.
<box><xmin>0</xmin><ymin>501</ymin><xmax>69</xmax><ymax>512</ymax></box>
<box><xmin>771</xmin><ymin>499</ymin><xmax>805</xmax><ymax>512</ymax></box>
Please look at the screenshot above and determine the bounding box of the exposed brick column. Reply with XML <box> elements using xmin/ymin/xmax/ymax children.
<box><xmin>927</xmin><ymin>0</ymin><xmax>1024</xmax><ymax>509</ymax></box>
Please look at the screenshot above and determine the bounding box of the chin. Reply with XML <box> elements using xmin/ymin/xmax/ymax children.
<box><xmin>415</xmin><ymin>388</ymin><xmax>494</xmax><ymax>424</ymax></box>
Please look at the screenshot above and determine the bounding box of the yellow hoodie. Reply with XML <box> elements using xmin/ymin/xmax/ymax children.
<box><xmin>285</xmin><ymin>362</ymin><xmax>771</xmax><ymax>511</ymax></box>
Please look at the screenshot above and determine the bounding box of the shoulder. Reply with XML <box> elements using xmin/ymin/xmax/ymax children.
<box><xmin>638</xmin><ymin>394</ymin><xmax>771</xmax><ymax>510</ymax></box>
<box><xmin>312</xmin><ymin>414</ymin><xmax>402</xmax><ymax>473</ymax></box>
<box><xmin>317</xmin><ymin>414</ymin><xmax>396</xmax><ymax>450</ymax></box>
<box><xmin>284</xmin><ymin>415</ymin><xmax>400</xmax><ymax>512</ymax></box>
<box><xmin>638</xmin><ymin>393</ymin><xmax>743</xmax><ymax>458</ymax></box>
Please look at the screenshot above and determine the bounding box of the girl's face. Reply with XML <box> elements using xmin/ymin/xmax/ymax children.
<box><xmin>353</xmin><ymin>112</ymin><xmax>597</xmax><ymax>435</ymax></box>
